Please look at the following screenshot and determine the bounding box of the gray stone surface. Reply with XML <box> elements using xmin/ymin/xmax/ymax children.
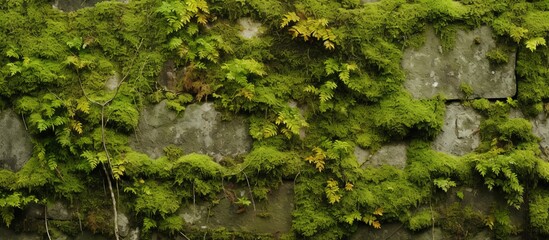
<box><xmin>532</xmin><ymin>113</ymin><xmax>549</xmax><ymax>159</ymax></box>
<box><xmin>433</xmin><ymin>103</ymin><xmax>482</xmax><ymax>156</ymax></box>
<box><xmin>105</xmin><ymin>73</ymin><xmax>121</xmax><ymax>91</ymax></box>
<box><xmin>118</xmin><ymin>213</ymin><xmax>130</xmax><ymax>237</ymax></box>
<box><xmin>0</xmin><ymin>110</ymin><xmax>33</xmax><ymax>171</ymax></box>
<box><xmin>238</xmin><ymin>18</ymin><xmax>263</xmax><ymax>39</ymax></box>
<box><xmin>131</xmin><ymin>101</ymin><xmax>252</xmax><ymax>161</ymax></box>
<box><xmin>180</xmin><ymin>182</ymin><xmax>294</xmax><ymax>234</ymax></box>
<box><xmin>355</xmin><ymin>143</ymin><xmax>408</xmax><ymax>169</ymax></box>
<box><xmin>157</xmin><ymin>60</ymin><xmax>186</xmax><ymax>93</ymax></box>
<box><xmin>124</xmin><ymin>228</ymin><xmax>140</xmax><ymax>240</ymax></box>
<box><xmin>25</xmin><ymin>203</ymin><xmax>44</xmax><ymax>219</ymax></box>
<box><xmin>47</xmin><ymin>201</ymin><xmax>71</xmax><ymax>220</ymax></box>
<box><xmin>403</xmin><ymin>26</ymin><xmax>516</xmax><ymax>100</ymax></box>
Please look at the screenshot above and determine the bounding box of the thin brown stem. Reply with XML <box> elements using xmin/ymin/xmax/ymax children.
<box><xmin>242</xmin><ymin>171</ymin><xmax>256</xmax><ymax>211</ymax></box>
<box><xmin>102</xmin><ymin>163</ymin><xmax>120</xmax><ymax>240</ymax></box>
<box><xmin>45</xmin><ymin>205</ymin><xmax>51</xmax><ymax>240</ymax></box>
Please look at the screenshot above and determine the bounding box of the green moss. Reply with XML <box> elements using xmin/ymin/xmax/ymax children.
<box><xmin>486</xmin><ymin>48</ymin><xmax>510</xmax><ymax>65</ymax></box>
<box><xmin>439</xmin><ymin>203</ymin><xmax>484</xmax><ymax>238</ymax></box>
<box><xmin>530</xmin><ymin>190</ymin><xmax>549</xmax><ymax>235</ymax></box>
<box><xmin>407</xmin><ymin>209</ymin><xmax>433</xmax><ymax>231</ymax></box>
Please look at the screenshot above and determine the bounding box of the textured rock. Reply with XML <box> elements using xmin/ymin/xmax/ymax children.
<box><xmin>532</xmin><ymin>113</ymin><xmax>549</xmax><ymax>150</ymax></box>
<box><xmin>531</xmin><ymin>113</ymin><xmax>549</xmax><ymax>160</ymax></box>
<box><xmin>131</xmin><ymin>101</ymin><xmax>252</xmax><ymax>161</ymax></box>
<box><xmin>47</xmin><ymin>201</ymin><xmax>71</xmax><ymax>220</ymax></box>
<box><xmin>118</xmin><ymin>213</ymin><xmax>130</xmax><ymax>237</ymax></box>
<box><xmin>355</xmin><ymin>143</ymin><xmax>408</xmax><ymax>169</ymax></box>
<box><xmin>433</xmin><ymin>103</ymin><xmax>482</xmax><ymax>156</ymax></box>
<box><xmin>180</xmin><ymin>182</ymin><xmax>294</xmax><ymax>234</ymax></box>
<box><xmin>239</xmin><ymin>18</ymin><xmax>263</xmax><ymax>39</ymax></box>
<box><xmin>25</xmin><ymin>203</ymin><xmax>44</xmax><ymax>219</ymax></box>
<box><xmin>403</xmin><ymin>26</ymin><xmax>516</xmax><ymax>100</ymax></box>
<box><xmin>0</xmin><ymin>110</ymin><xmax>33</xmax><ymax>171</ymax></box>
<box><xmin>105</xmin><ymin>73</ymin><xmax>121</xmax><ymax>91</ymax></box>
<box><xmin>157</xmin><ymin>60</ymin><xmax>186</xmax><ymax>92</ymax></box>
<box><xmin>124</xmin><ymin>228</ymin><xmax>140</xmax><ymax>240</ymax></box>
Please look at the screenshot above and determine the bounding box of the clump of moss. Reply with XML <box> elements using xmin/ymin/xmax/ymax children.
<box><xmin>439</xmin><ymin>203</ymin><xmax>485</xmax><ymax>238</ymax></box>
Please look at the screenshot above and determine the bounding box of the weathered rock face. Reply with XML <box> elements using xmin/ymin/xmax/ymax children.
<box><xmin>355</xmin><ymin>143</ymin><xmax>408</xmax><ymax>169</ymax></box>
<box><xmin>403</xmin><ymin>26</ymin><xmax>516</xmax><ymax>100</ymax></box>
<box><xmin>531</xmin><ymin>113</ymin><xmax>549</xmax><ymax>159</ymax></box>
<box><xmin>105</xmin><ymin>73</ymin><xmax>121</xmax><ymax>91</ymax></box>
<box><xmin>0</xmin><ymin>110</ymin><xmax>33</xmax><ymax>171</ymax></box>
<box><xmin>433</xmin><ymin>103</ymin><xmax>482</xmax><ymax>156</ymax></box>
<box><xmin>117</xmin><ymin>213</ymin><xmax>130</xmax><ymax>237</ymax></box>
<box><xmin>180</xmin><ymin>182</ymin><xmax>294</xmax><ymax>234</ymax></box>
<box><xmin>157</xmin><ymin>60</ymin><xmax>186</xmax><ymax>93</ymax></box>
<box><xmin>131</xmin><ymin>101</ymin><xmax>252</xmax><ymax>161</ymax></box>
<box><xmin>47</xmin><ymin>201</ymin><xmax>72</xmax><ymax>220</ymax></box>
<box><xmin>238</xmin><ymin>18</ymin><xmax>263</xmax><ymax>39</ymax></box>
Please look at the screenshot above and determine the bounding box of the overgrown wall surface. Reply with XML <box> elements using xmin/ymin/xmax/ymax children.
<box><xmin>3</xmin><ymin>0</ymin><xmax>549</xmax><ymax>239</ymax></box>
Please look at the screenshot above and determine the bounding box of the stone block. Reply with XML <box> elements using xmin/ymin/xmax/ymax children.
<box><xmin>180</xmin><ymin>182</ymin><xmax>294</xmax><ymax>234</ymax></box>
<box><xmin>47</xmin><ymin>201</ymin><xmax>72</xmax><ymax>220</ymax></box>
<box><xmin>355</xmin><ymin>143</ymin><xmax>408</xmax><ymax>169</ymax></box>
<box><xmin>403</xmin><ymin>26</ymin><xmax>516</xmax><ymax>100</ymax></box>
<box><xmin>131</xmin><ymin>101</ymin><xmax>252</xmax><ymax>161</ymax></box>
<box><xmin>531</xmin><ymin>113</ymin><xmax>549</xmax><ymax>160</ymax></box>
<box><xmin>239</xmin><ymin>18</ymin><xmax>263</xmax><ymax>39</ymax></box>
<box><xmin>0</xmin><ymin>110</ymin><xmax>33</xmax><ymax>171</ymax></box>
<box><xmin>433</xmin><ymin>103</ymin><xmax>482</xmax><ymax>156</ymax></box>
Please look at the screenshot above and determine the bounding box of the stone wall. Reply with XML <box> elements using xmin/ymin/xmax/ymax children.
<box><xmin>3</xmin><ymin>24</ymin><xmax>547</xmax><ymax>239</ymax></box>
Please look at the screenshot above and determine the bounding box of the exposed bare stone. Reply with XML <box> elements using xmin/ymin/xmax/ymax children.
<box><xmin>117</xmin><ymin>213</ymin><xmax>130</xmax><ymax>237</ymax></box>
<box><xmin>433</xmin><ymin>103</ymin><xmax>482</xmax><ymax>156</ymax></box>
<box><xmin>531</xmin><ymin>113</ymin><xmax>549</xmax><ymax>159</ymax></box>
<box><xmin>0</xmin><ymin>110</ymin><xmax>33</xmax><ymax>171</ymax></box>
<box><xmin>355</xmin><ymin>143</ymin><xmax>408</xmax><ymax>169</ymax></box>
<box><xmin>47</xmin><ymin>201</ymin><xmax>71</xmax><ymax>220</ymax></box>
<box><xmin>179</xmin><ymin>182</ymin><xmax>294</xmax><ymax>234</ymax></box>
<box><xmin>105</xmin><ymin>73</ymin><xmax>121</xmax><ymax>91</ymax></box>
<box><xmin>238</xmin><ymin>18</ymin><xmax>263</xmax><ymax>39</ymax></box>
<box><xmin>130</xmin><ymin>101</ymin><xmax>252</xmax><ymax>161</ymax></box>
<box><xmin>157</xmin><ymin>60</ymin><xmax>186</xmax><ymax>93</ymax></box>
<box><xmin>403</xmin><ymin>26</ymin><xmax>516</xmax><ymax>100</ymax></box>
